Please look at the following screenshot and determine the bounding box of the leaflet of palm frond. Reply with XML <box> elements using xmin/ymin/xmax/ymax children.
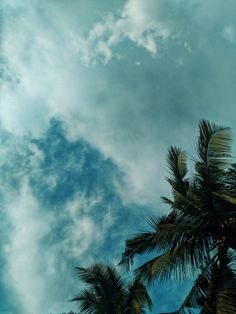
<box><xmin>167</xmin><ymin>147</ymin><xmax>188</xmax><ymax>179</ymax></box>
<box><xmin>166</xmin><ymin>147</ymin><xmax>189</xmax><ymax>195</ymax></box>
<box><xmin>170</xmin><ymin>188</ymin><xmax>203</xmax><ymax>214</ymax></box>
<box><xmin>119</xmin><ymin>214</ymin><xmax>179</xmax><ymax>268</ymax></box>
<box><xmin>169</xmin><ymin>189</ymin><xmax>216</xmax><ymax>233</ymax></box>
<box><xmin>135</xmin><ymin>239</ymin><xmax>210</xmax><ymax>284</ymax></box>
<box><xmin>163</xmin><ymin>221</ymin><xmax>214</xmax><ymax>256</ymax></box>
<box><xmin>119</xmin><ymin>231</ymin><xmax>162</xmax><ymax>270</ymax></box>
<box><xmin>212</xmin><ymin>192</ymin><xmax>236</xmax><ymax>219</ymax></box>
<box><xmin>71</xmin><ymin>263</ymin><xmax>153</xmax><ymax>314</ymax></box>
<box><xmin>123</xmin><ymin>279</ymin><xmax>153</xmax><ymax>313</ymax></box>
<box><xmin>74</xmin><ymin>264</ymin><xmax>125</xmax><ymax>307</ymax></box>
<box><xmin>183</xmin><ymin>183</ymin><xmax>231</xmax><ymax>231</ymax></box>
<box><xmin>177</xmin><ymin>255</ymin><xmax>218</xmax><ymax>314</ymax></box>
<box><xmin>191</xmin><ymin>162</ymin><xmax>219</xmax><ymax>203</ymax></box>
<box><xmin>119</xmin><ymin>249</ymin><xmax>135</xmax><ymax>270</ymax></box>
<box><xmin>147</xmin><ymin>214</ymin><xmax>177</xmax><ymax>230</ymax></box>
<box><xmin>224</xmin><ymin>166</ymin><xmax>236</xmax><ymax>190</ymax></box>
<box><xmin>69</xmin><ymin>290</ymin><xmax>99</xmax><ymax>313</ymax></box>
<box><xmin>178</xmin><ymin>253</ymin><xmax>236</xmax><ymax>314</ymax></box>
<box><xmin>204</xmin><ymin>258</ymin><xmax>236</xmax><ymax>314</ymax></box>
<box><xmin>195</xmin><ymin>150</ymin><xmax>232</xmax><ymax>209</ymax></box>
<box><xmin>197</xmin><ymin>120</ymin><xmax>232</xmax><ymax>169</ymax></box>
<box><xmin>149</xmin><ymin>212</ymin><xmax>209</xmax><ymax>252</ymax></box>
<box><xmin>121</xmin><ymin>210</ymin><xmax>213</xmax><ymax>274</ymax></box>
<box><xmin>193</xmin><ymin>163</ymin><xmax>227</xmax><ymax>197</ymax></box>
<box><xmin>214</xmin><ymin>192</ymin><xmax>236</xmax><ymax>204</ymax></box>
<box><xmin>161</xmin><ymin>196</ymin><xmax>175</xmax><ymax>207</ymax></box>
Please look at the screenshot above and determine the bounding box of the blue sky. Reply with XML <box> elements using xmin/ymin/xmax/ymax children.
<box><xmin>1</xmin><ymin>0</ymin><xmax>236</xmax><ymax>313</ymax></box>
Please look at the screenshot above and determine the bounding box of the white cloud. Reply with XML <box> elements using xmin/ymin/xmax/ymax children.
<box><xmin>223</xmin><ymin>25</ymin><xmax>236</xmax><ymax>43</ymax></box>
<box><xmin>64</xmin><ymin>193</ymin><xmax>113</xmax><ymax>259</ymax></box>
<box><xmin>2</xmin><ymin>177</ymin><xmax>116</xmax><ymax>313</ymax></box>
<box><xmin>71</xmin><ymin>0</ymin><xmax>179</xmax><ymax>62</ymax></box>
<box><xmin>119</xmin><ymin>0</ymin><xmax>172</xmax><ymax>50</ymax></box>
<box><xmin>3</xmin><ymin>179</ymin><xmax>54</xmax><ymax>314</ymax></box>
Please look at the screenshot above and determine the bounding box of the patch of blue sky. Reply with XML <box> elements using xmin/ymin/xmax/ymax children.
<box><xmin>29</xmin><ymin>119</ymin><xmax>122</xmax><ymax>207</ymax></box>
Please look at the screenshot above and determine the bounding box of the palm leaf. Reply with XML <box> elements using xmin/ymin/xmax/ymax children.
<box><xmin>70</xmin><ymin>263</ymin><xmax>152</xmax><ymax>314</ymax></box>
<box><xmin>135</xmin><ymin>240</ymin><xmax>208</xmax><ymax>284</ymax></box>
<box><xmin>72</xmin><ymin>264</ymin><xmax>125</xmax><ymax>313</ymax></box>
<box><xmin>166</xmin><ymin>147</ymin><xmax>189</xmax><ymax>196</ymax></box>
<box><xmin>197</xmin><ymin>120</ymin><xmax>232</xmax><ymax>169</ymax></box>
<box><xmin>69</xmin><ymin>290</ymin><xmax>98</xmax><ymax>314</ymax></box>
<box><xmin>176</xmin><ymin>253</ymin><xmax>236</xmax><ymax>314</ymax></box>
<box><xmin>177</xmin><ymin>255</ymin><xmax>218</xmax><ymax>313</ymax></box>
<box><xmin>123</xmin><ymin>278</ymin><xmax>153</xmax><ymax>313</ymax></box>
<box><xmin>119</xmin><ymin>213</ymin><xmax>177</xmax><ymax>269</ymax></box>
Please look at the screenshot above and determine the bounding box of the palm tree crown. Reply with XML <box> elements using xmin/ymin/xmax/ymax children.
<box><xmin>120</xmin><ymin>120</ymin><xmax>236</xmax><ymax>313</ymax></box>
<box><xmin>70</xmin><ymin>263</ymin><xmax>152</xmax><ymax>314</ymax></box>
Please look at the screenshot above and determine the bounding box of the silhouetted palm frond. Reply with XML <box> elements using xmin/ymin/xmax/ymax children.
<box><xmin>70</xmin><ymin>263</ymin><xmax>152</xmax><ymax>314</ymax></box>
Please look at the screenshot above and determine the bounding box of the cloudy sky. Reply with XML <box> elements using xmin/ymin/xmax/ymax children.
<box><xmin>1</xmin><ymin>0</ymin><xmax>236</xmax><ymax>313</ymax></box>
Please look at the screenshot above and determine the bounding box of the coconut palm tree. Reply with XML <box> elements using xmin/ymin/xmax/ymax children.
<box><xmin>70</xmin><ymin>263</ymin><xmax>152</xmax><ymax>314</ymax></box>
<box><xmin>120</xmin><ymin>120</ymin><xmax>236</xmax><ymax>313</ymax></box>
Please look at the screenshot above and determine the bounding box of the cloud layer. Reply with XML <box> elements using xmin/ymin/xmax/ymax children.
<box><xmin>1</xmin><ymin>0</ymin><xmax>236</xmax><ymax>313</ymax></box>
<box><xmin>2</xmin><ymin>0</ymin><xmax>236</xmax><ymax>207</ymax></box>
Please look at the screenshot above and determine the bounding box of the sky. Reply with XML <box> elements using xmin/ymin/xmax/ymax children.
<box><xmin>0</xmin><ymin>0</ymin><xmax>236</xmax><ymax>313</ymax></box>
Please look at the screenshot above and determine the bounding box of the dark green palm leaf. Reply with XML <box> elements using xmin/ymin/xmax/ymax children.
<box><xmin>70</xmin><ymin>290</ymin><xmax>99</xmax><ymax>314</ymax></box>
<box><xmin>123</xmin><ymin>278</ymin><xmax>153</xmax><ymax>313</ymax></box>
<box><xmin>135</xmin><ymin>240</ymin><xmax>210</xmax><ymax>284</ymax></box>
<box><xmin>175</xmin><ymin>252</ymin><xmax>236</xmax><ymax>314</ymax></box>
<box><xmin>119</xmin><ymin>213</ymin><xmax>178</xmax><ymax>269</ymax></box>
<box><xmin>70</xmin><ymin>263</ymin><xmax>152</xmax><ymax>314</ymax></box>
<box><xmin>166</xmin><ymin>147</ymin><xmax>189</xmax><ymax>196</ymax></box>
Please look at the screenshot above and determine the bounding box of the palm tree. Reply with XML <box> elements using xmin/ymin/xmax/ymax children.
<box><xmin>70</xmin><ymin>263</ymin><xmax>152</xmax><ymax>314</ymax></box>
<box><xmin>120</xmin><ymin>120</ymin><xmax>236</xmax><ymax>313</ymax></box>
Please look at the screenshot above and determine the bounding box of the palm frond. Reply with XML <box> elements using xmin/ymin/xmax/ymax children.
<box><xmin>166</xmin><ymin>147</ymin><xmax>189</xmax><ymax>195</ymax></box>
<box><xmin>74</xmin><ymin>264</ymin><xmax>125</xmax><ymax>313</ymax></box>
<box><xmin>167</xmin><ymin>147</ymin><xmax>188</xmax><ymax>179</ymax></box>
<box><xmin>119</xmin><ymin>214</ymin><xmax>177</xmax><ymax>269</ymax></box>
<box><xmin>119</xmin><ymin>231</ymin><xmax>161</xmax><ymax>270</ymax></box>
<box><xmin>214</xmin><ymin>253</ymin><xmax>236</xmax><ymax>314</ymax></box>
<box><xmin>135</xmin><ymin>241</ymin><xmax>208</xmax><ymax>284</ymax></box>
<box><xmin>71</xmin><ymin>263</ymin><xmax>153</xmax><ymax>314</ymax></box>
<box><xmin>161</xmin><ymin>196</ymin><xmax>175</xmax><ymax>207</ymax></box>
<box><xmin>69</xmin><ymin>290</ymin><xmax>98</xmax><ymax>314</ymax></box>
<box><xmin>123</xmin><ymin>278</ymin><xmax>153</xmax><ymax>313</ymax></box>
<box><xmin>177</xmin><ymin>252</ymin><xmax>236</xmax><ymax>314</ymax></box>
<box><xmin>177</xmin><ymin>254</ymin><xmax>218</xmax><ymax>313</ymax></box>
<box><xmin>197</xmin><ymin>120</ymin><xmax>232</xmax><ymax>169</ymax></box>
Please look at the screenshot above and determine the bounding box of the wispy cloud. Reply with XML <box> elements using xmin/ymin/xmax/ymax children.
<box><xmin>0</xmin><ymin>122</ymin><xmax>146</xmax><ymax>313</ymax></box>
<box><xmin>3</xmin><ymin>180</ymin><xmax>54</xmax><ymax>314</ymax></box>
